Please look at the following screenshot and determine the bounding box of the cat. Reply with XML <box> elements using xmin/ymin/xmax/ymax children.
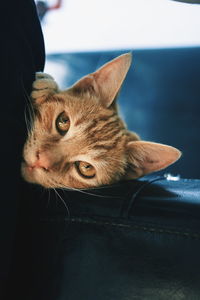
<box><xmin>21</xmin><ymin>53</ymin><xmax>181</xmax><ymax>189</ymax></box>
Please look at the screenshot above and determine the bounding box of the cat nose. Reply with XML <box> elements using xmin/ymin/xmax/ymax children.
<box><xmin>30</xmin><ymin>151</ymin><xmax>50</xmax><ymax>171</ymax></box>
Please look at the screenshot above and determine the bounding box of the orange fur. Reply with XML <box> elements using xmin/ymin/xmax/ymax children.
<box><xmin>22</xmin><ymin>53</ymin><xmax>181</xmax><ymax>189</ymax></box>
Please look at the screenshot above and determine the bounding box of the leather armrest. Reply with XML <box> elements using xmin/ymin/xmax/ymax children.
<box><xmin>26</xmin><ymin>176</ymin><xmax>200</xmax><ymax>300</ymax></box>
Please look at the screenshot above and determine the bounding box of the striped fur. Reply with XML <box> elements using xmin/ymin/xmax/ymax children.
<box><xmin>22</xmin><ymin>91</ymin><xmax>139</xmax><ymax>189</ymax></box>
<box><xmin>22</xmin><ymin>54</ymin><xmax>181</xmax><ymax>189</ymax></box>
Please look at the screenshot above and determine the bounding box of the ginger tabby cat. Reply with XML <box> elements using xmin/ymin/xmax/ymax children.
<box><xmin>22</xmin><ymin>53</ymin><xmax>181</xmax><ymax>189</ymax></box>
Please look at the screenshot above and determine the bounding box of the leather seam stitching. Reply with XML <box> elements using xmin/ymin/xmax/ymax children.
<box><xmin>40</xmin><ymin>217</ymin><xmax>200</xmax><ymax>240</ymax></box>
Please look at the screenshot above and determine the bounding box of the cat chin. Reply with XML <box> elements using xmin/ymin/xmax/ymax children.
<box><xmin>21</xmin><ymin>163</ymin><xmax>36</xmax><ymax>183</ymax></box>
<box><xmin>21</xmin><ymin>162</ymin><xmax>67</xmax><ymax>189</ymax></box>
<box><xmin>21</xmin><ymin>162</ymin><xmax>49</xmax><ymax>187</ymax></box>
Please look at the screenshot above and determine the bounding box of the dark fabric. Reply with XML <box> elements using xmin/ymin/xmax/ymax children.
<box><xmin>0</xmin><ymin>0</ymin><xmax>45</xmax><ymax>297</ymax></box>
<box><xmin>18</xmin><ymin>177</ymin><xmax>200</xmax><ymax>300</ymax></box>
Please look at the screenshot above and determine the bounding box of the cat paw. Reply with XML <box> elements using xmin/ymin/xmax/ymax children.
<box><xmin>31</xmin><ymin>72</ymin><xmax>59</xmax><ymax>104</ymax></box>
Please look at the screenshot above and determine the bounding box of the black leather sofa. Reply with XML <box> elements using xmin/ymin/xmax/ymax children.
<box><xmin>16</xmin><ymin>175</ymin><xmax>200</xmax><ymax>300</ymax></box>
<box><xmin>9</xmin><ymin>49</ymin><xmax>200</xmax><ymax>300</ymax></box>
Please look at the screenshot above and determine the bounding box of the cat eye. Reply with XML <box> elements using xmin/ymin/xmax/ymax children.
<box><xmin>75</xmin><ymin>161</ymin><xmax>96</xmax><ymax>178</ymax></box>
<box><xmin>56</xmin><ymin>112</ymin><xmax>70</xmax><ymax>135</ymax></box>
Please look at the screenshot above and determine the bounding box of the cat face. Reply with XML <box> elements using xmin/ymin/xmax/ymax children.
<box><xmin>22</xmin><ymin>53</ymin><xmax>181</xmax><ymax>189</ymax></box>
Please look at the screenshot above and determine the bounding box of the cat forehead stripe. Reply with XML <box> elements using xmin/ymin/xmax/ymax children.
<box><xmin>74</xmin><ymin>111</ymin><xmax>116</xmax><ymax>127</ymax></box>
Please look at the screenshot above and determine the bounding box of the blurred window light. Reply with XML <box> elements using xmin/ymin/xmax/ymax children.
<box><xmin>39</xmin><ymin>0</ymin><xmax>200</xmax><ymax>53</ymax></box>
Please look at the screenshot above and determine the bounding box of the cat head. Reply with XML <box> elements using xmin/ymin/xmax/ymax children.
<box><xmin>22</xmin><ymin>53</ymin><xmax>181</xmax><ymax>189</ymax></box>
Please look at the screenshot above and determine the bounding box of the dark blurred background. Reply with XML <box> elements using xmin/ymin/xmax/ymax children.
<box><xmin>36</xmin><ymin>0</ymin><xmax>200</xmax><ymax>178</ymax></box>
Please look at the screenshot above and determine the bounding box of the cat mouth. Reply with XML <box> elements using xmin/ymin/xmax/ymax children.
<box><xmin>21</xmin><ymin>160</ymin><xmax>48</xmax><ymax>185</ymax></box>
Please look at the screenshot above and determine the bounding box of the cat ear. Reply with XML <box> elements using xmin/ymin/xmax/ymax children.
<box><xmin>126</xmin><ymin>141</ymin><xmax>181</xmax><ymax>178</ymax></box>
<box><xmin>70</xmin><ymin>53</ymin><xmax>132</xmax><ymax>107</ymax></box>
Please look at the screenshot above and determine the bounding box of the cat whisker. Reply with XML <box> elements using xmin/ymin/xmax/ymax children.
<box><xmin>24</xmin><ymin>108</ymin><xmax>31</xmax><ymax>134</ymax></box>
<box><xmin>23</xmin><ymin>97</ymin><xmax>34</xmax><ymax>131</ymax></box>
<box><xmin>53</xmin><ymin>188</ymin><xmax>70</xmax><ymax>217</ymax></box>
<box><xmin>58</xmin><ymin>183</ymin><xmax>117</xmax><ymax>198</ymax></box>
<box><xmin>21</xmin><ymin>78</ymin><xmax>35</xmax><ymax>123</ymax></box>
<box><xmin>45</xmin><ymin>172</ymin><xmax>121</xmax><ymax>199</ymax></box>
<box><xmin>47</xmin><ymin>189</ymin><xmax>51</xmax><ymax>208</ymax></box>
